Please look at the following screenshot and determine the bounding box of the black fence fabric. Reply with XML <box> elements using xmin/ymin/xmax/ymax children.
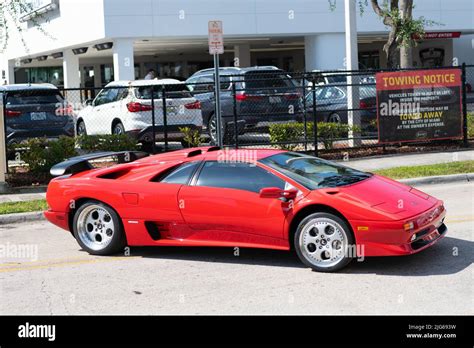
<box><xmin>2</xmin><ymin>65</ymin><xmax>472</xmax><ymax>184</ymax></box>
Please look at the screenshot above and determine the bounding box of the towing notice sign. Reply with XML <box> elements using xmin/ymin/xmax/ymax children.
<box><xmin>208</xmin><ymin>20</ymin><xmax>224</xmax><ymax>55</ymax></box>
<box><xmin>376</xmin><ymin>69</ymin><xmax>463</xmax><ymax>143</ymax></box>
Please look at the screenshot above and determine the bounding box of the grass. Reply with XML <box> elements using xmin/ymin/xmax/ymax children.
<box><xmin>0</xmin><ymin>199</ymin><xmax>47</xmax><ymax>215</ymax></box>
<box><xmin>374</xmin><ymin>160</ymin><xmax>474</xmax><ymax>179</ymax></box>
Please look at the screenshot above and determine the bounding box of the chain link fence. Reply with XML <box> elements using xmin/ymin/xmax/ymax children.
<box><xmin>2</xmin><ymin>65</ymin><xmax>472</xmax><ymax>186</ymax></box>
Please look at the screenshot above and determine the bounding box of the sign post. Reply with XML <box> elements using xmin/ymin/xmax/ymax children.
<box><xmin>208</xmin><ymin>20</ymin><xmax>224</xmax><ymax>147</ymax></box>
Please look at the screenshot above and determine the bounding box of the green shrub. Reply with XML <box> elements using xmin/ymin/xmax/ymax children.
<box><xmin>179</xmin><ymin>127</ymin><xmax>204</xmax><ymax>148</ymax></box>
<box><xmin>19</xmin><ymin>136</ymin><xmax>77</xmax><ymax>173</ymax></box>
<box><xmin>269</xmin><ymin>122</ymin><xmax>361</xmax><ymax>150</ymax></box>
<box><xmin>76</xmin><ymin>134</ymin><xmax>138</xmax><ymax>152</ymax></box>
<box><xmin>468</xmin><ymin>113</ymin><xmax>474</xmax><ymax>139</ymax></box>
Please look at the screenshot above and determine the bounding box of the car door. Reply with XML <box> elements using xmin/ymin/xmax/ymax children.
<box><xmin>178</xmin><ymin>161</ymin><xmax>294</xmax><ymax>239</ymax></box>
<box><xmin>88</xmin><ymin>88</ymin><xmax>121</xmax><ymax>134</ymax></box>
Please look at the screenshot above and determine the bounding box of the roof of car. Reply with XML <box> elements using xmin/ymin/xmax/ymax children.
<box><xmin>0</xmin><ymin>83</ymin><xmax>58</xmax><ymax>92</ymax></box>
<box><xmin>136</xmin><ymin>147</ymin><xmax>285</xmax><ymax>165</ymax></box>
<box><xmin>189</xmin><ymin>66</ymin><xmax>282</xmax><ymax>78</ymax></box>
<box><xmin>106</xmin><ymin>79</ymin><xmax>184</xmax><ymax>88</ymax></box>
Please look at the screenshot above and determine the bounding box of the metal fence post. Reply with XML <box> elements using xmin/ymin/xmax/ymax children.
<box><xmin>312</xmin><ymin>77</ymin><xmax>318</xmax><ymax>157</ymax></box>
<box><xmin>302</xmin><ymin>74</ymin><xmax>308</xmax><ymax>152</ymax></box>
<box><xmin>162</xmin><ymin>86</ymin><xmax>168</xmax><ymax>152</ymax></box>
<box><xmin>232</xmin><ymin>82</ymin><xmax>238</xmax><ymax>149</ymax></box>
<box><xmin>151</xmin><ymin>91</ymin><xmax>156</xmax><ymax>154</ymax></box>
<box><xmin>461</xmin><ymin>63</ymin><xmax>468</xmax><ymax>147</ymax></box>
<box><xmin>0</xmin><ymin>94</ymin><xmax>7</xmax><ymax>192</ymax></box>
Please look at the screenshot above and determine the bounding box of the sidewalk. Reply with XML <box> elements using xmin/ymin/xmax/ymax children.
<box><xmin>0</xmin><ymin>149</ymin><xmax>473</xmax><ymax>204</ymax></box>
<box><xmin>340</xmin><ymin>149</ymin><xmax>474</xmax><ymax>172</ymax></box>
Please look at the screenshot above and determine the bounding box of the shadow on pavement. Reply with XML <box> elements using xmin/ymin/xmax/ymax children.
<box><xmin>114</xmin><ymin>236</ymin><xmax>473</xmax><ymax>275</ymax></box>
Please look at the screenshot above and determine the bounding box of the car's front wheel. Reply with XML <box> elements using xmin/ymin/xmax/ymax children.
<box><xmin>294</xmin><ymin>212</ymin><xmax>355</xmax><ymax>272</ymax></box>
<box><xmin>112</xmin><ymin>122</ymin><xmax>125</xmax><ymax>135</ymax></box>
<box><xmin>73</xmin><ymin>201</ymin><xmax>126</xmax><ymax>255</ymax></box>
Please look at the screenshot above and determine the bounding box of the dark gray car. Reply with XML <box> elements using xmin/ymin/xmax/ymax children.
<box><xmin>186</xmin><ymin>66</ymin><xmax>304</xmax><ymax>143</ymax></box>
<box><xmin>0</xmin><ymin>84</ymin><xmax>75</xmax><ymax>145</ymax></box>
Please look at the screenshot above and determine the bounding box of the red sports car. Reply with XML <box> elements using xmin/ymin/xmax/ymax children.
<box><xmin>45</xmin><ymin>147</ymin><xmax>447</xmax><ymax>272</ymax></box>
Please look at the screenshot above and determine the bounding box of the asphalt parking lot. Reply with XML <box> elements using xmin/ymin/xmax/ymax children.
<box><xmin>0</xmin><ymin>181</ymin><xmax>472</xmax><ymax>315</ymax></box>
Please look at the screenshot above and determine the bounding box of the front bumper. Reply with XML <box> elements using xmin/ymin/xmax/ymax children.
<box><xmin>44</xmin><ymin>210</ymin><xmax>69</xmax><ymax>231</ymax></box>
<box><xmin>350</xmin><ymin>204</ymin><xmax>447</xmax><ymax>257</ymax></box>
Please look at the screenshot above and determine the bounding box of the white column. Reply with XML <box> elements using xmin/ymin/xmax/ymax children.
<box><xmin>305</xmin><ymin>34</ymin><xmax>345</xmax><ymax>71</ymax></box>
<box><xmin>5</xmin><ymin>60</ymin><xmax>16</xmax><ymax>84</ymax></box>
<box><xmin>92</xmin><ymin>64</ymin><xmax>102</xmax><ymax>88</ymax></box>
<box><xmin>345</xmin><ymin>0</ymin><xmax>360</xmax><ymax>147</ymax></box>
<box><xmin>234</xmin><ymin>44</ymin><xmax>251</xmax><ymax>68</ymax></box>
<box><xmin>63</xmin><ymin>50</ymin><xmax>80</xmax><ymax>88</ymax></box>
<box><xmin>113</xmin><ymin>39</ymin><xmax>135</xmax><ymax>81</ymax></box>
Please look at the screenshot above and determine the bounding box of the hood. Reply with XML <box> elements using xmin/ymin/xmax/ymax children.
<box><xmin>321</xmin><ymin>175</ymin><xmax>438</xmax><ymax>220</ymax></box>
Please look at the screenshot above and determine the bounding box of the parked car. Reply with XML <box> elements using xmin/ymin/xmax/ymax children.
<box><xmin>185</xmin><ymin>66</ymin><xmax>303</xmax><ymax>143</ymax></box>
<box><xmin>305</xmin><ymin>85</ymin><xmax>377</xmax><ymax>133</ymax></box>
<box><xmin>76</xmin><ymin>79</ymin><xmax>203</xmax><ymax>147</ymax></box>
<box><xmin>0</xmin><ymin>84</ymin><xmax>75</xmax><ymax>145</ymax></box>
<box><xmin>46</xmin><ymin>147</ymin><xmax>447</xmax><ymax>272</ymax></box>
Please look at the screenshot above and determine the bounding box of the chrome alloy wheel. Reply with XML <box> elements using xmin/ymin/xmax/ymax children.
<box><xmin>299</xmin><ymin>217</ymin><xmax>348</xmax><ymax>268</ymax></box>
<box><xmin>76</xmin><ymin>204</ymin><xmax>115</xmax><ymax>251</ymax></box>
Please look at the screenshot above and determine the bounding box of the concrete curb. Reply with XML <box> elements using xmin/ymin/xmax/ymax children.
<box><xmin>0</xmin><ymin>173</ymin><xmax>472</xmax><ymax>225</ymax></box>
<box><xmin>398</xmin><ymin>173</ymin><xmax>474</xmax><ymax>186</ymax></box>
<box><xmin>0</xmin><ymin>211</ymin><xmax>45</xmax><ymax>225</ymax></box>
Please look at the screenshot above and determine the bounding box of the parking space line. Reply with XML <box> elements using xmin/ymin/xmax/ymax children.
<box><xmin>0</xmin><ymin>256</ymin><xmax>139</xmax><ymax>273</ymax></box>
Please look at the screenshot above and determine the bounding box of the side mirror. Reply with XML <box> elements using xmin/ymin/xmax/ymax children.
<box><xmin>259</xmin><ymin>187</ymin><xmax>298</xmax><ymax>201</ymax></box>
<box><xmin>85</xmin><ymin>99</ymin><xmax>93</xmax><ymax>106</ymax></box>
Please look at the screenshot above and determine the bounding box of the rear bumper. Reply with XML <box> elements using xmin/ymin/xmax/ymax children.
<box><xmin>222</xmin><ymin>114</ymin><xmax>303</xmax><ymax>133</ymax></box>
<box><xmin>44</xmin><ymin>210</ymin><xmax>70</xmax><ymax>231</ymax></box>
<box><xmin>7</xmin><ymin>124</ymin><xmax>75</xmax><ymax>145</ymax></box>
<box><xmin>128</xmin><ymin>124</ymin><xmax>202</xmax><ymax>143</ymax></box>
<box><xmin>350</xmin><ymin>204</ymin><xmax>447</xmax><ymax>257</ymax></box>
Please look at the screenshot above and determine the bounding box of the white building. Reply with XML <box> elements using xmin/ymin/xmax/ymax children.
<box><xmin>1</xmin><ymin>0</ymin><xmax>473</xmax><ymax>88</ymax></box>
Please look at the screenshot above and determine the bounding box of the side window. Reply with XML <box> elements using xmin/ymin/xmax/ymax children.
<box><xmin>186</xmin><ymin>77</ymin><xmax>199</xmax><ymax>92</ymax></box>
<box><xmin>93</xmin><ymin>88</ymin><xmax>120</xmax><ymax>106</ymax></box>
<box><xmin>157</xmin><ymin>161</ymin><xmax>200</xmax><ymax>185</ymax></box>
<box><xmin>195</xmin><ymin>162</ymin><xmax>286</xmax><ymax>193</ymax></box>
<box><xmin>195</xmin><ymin>76</ymin><xmax>214</xmax><ymax>93</ymax></box>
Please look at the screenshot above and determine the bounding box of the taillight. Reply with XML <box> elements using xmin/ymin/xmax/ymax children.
<box><xmin>56</xmin><ymin>104</ymin><xmax>74</xmax><ymax>116</ymax></box>
<box><xmin>184</xmin><ymin>101</ymin><xmax>201</xmax><ymax>109</ymax></box>
<box><xmin>5</xmin><ymin>110</ymin><xmax>21</xmax><ymax>117</ymax></box>
<box><xmin>235</xmin><ymin>93</ymin><xmax>263</xmax><ymax>101</ymax></box>
<box><xmin>127</xmin><ymin>102</ymin><xmax>153</xmax><ymax>112</ymax></box>
<box><xmin>284</xmin><ymin>93</ymin><xmax>302</xmax><ymax>100</ymax></box>
<box><xmin>360</xmin><ymin>101</ymin><xmax>373</xmax><ymax>109</ymax></box>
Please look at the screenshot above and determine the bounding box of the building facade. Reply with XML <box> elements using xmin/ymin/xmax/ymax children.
<box><xmin>1</xmin><ymin>0</ymin><xmax>473</xmax><ymax>88</ymax></box>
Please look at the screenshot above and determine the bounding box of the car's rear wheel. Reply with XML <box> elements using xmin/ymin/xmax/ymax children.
<box><xmin>208</xmin><ymin>114</ymin><xmax>218</xmax><ymax>144</ymax></box>
<box><xmin>294</xmin><ymin>212</ymin><xmax>354</xmax><ymax>272</ymax></box>
<box><xmin>73</xmin><ymin>201</ymin><xmax>126</xmax><ymax>255</ymax></box>
<box><xmin>77</xmin><ymin>120</ymin><xmax>87</xmax><ymax>136</ymax></box>
<box><xmin>112</xmin><ymin>122</ymin><xmax>125</xmax><ymax>135</ymax></box>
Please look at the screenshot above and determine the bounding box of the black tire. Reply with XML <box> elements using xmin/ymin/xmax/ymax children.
<box><xmin>77</xmin><ymin>120</ymin><xmax>87</xmax><ymax>136</ymax></box>
<box><xmin>112</xmin><ymin>121</ymin><xmax>125</xmax><ymax>135</ymax></box>
<box><xmin>72</xmin><ymin>200</ymin><xmax>126</xmax><ymax>256</ymax></box>
<box><xmin>294</xmin><ymin>212</ymin><xmax>355</xmax><ymax>272</ymax></box>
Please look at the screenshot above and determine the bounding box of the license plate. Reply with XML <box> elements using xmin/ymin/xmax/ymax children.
<box><xmin>166</xmin><ymin>107</ymin><xmax>177</xmax><ymax>115</ymax></box>
<box><xmin>269</xmin><ymin>96</ymin><xmax>282</xmax><ymax>104</ymax></box>
<box><xmin>31</xmin><ymin>112</ymin><xmax>47</xmax><ymax>121</ymax></box>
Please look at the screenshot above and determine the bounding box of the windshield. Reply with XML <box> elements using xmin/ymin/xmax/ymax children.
<box><xmin>135</xmin><ymin>84</ymin><xmax>192</xmax><ymax>99</ymax></box>
<box><xmin>6</xmin><ymin>90</ymin><xmax>64</xmax><ymax>105</ymax></box>
<box><xmin>259</xmin><ymin>152</ymin><xmax>372</xmax><ymax>190</ymax></box>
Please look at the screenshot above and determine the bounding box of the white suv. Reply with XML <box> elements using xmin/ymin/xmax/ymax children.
<box><xmin>76</xmin><ymin>79</ymin><xmax>203</xmax><ymax>145</ymax></box>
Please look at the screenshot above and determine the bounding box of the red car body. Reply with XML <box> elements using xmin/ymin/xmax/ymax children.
<box><xmin>45</xmin><ymin>147</ymin><xmax>447</xmax><ymax>259</ymax></box>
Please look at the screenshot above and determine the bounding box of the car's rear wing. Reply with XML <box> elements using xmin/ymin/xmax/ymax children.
<box><xmin>50</xmin><ymin>151</ymin><xmax>149</xmax><ymax>177</ymax></box>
